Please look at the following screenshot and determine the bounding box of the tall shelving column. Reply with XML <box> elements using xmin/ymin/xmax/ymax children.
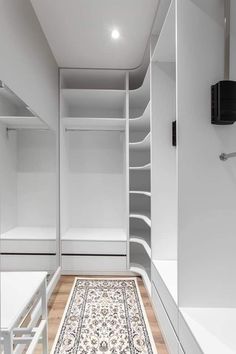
<box><xmin>128</xmin><ymin>68</ymin><xmax>151</xmax><ymax>294</ymax></box>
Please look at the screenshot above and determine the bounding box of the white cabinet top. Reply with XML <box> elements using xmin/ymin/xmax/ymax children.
<box><xmin>1</xmin><ymin>271</ymin><xmax>47</xmax><ymax>331</ymax></box>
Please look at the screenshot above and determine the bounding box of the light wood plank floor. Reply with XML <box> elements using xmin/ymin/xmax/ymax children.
<box><xmin>36</xmin><ymin>275</ymin><xmax>169</xmax><ymax>353</ymax></box>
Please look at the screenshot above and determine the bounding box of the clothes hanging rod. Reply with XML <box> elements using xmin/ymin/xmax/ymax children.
<box><xmin>65</xmin><ymin>128</ymin><xmax>125</xmax><ymax>132</ymax></box>
<box><xmin>219</xmin><ymin>151</ymin><xmax>236</xmax><ymax>161</ymax></box>
<box><xmin>6</xmin><ymin>127</ymin><xmax>49</xmax><ymax>131</ymax></box>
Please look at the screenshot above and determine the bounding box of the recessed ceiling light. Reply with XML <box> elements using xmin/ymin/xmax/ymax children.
<box><xmin>111</xmin><ymin>29</ymin><xmax>120</xmax><ymax>40</ymax></box>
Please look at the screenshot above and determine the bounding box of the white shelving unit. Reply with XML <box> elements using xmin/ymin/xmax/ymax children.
<box><xmin>128</xmin><ymin>63</ymin><xmax>151</xmax><ymax>292</ymax></box>
<box><xmin>0</xmin><ymin>83</ymin><xmax>57</xmax><ymax>273</ymax></box>
<box><xmin>60</xmin><ymin>69</ymin><xmax>128</xmax><ymax>273</ymax></box>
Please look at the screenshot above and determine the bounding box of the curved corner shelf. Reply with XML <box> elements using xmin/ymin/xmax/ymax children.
<box><xmin>130</xmin><ymin>265</ymin><xmax>151</xmax><ymax>295</ymax></box>
<box><xmin>129</xmin><ymin>213</ymin><xmax>151</xmax><ymax>227</ymax></box>
<box><xmin>129</xmin><ymin>163</ymin><xmax>150</xmax><ymax>171</ymax></box>
<box><xmin>129</xmin><ymin>191</ymin><xmax>151</xmax><ymax>197</ymax></box>
<box><xmin>130</xmin><ymin>237</ymin><xmax>151</xmax><ymax>258</ymax></box>
<box><xmin>129</xmin><ymin>101</ymin><xmax>150</xmax><ymax>131</ymax></box>
<box><xmin>0</xmin><ymin>116</ymin><xmax>47</xmax><ymax>130</ymax></box>
<box><xmin>129</xmin><ymin>132</ymin><xmax>150</xmax><ymax>150</ymax></box>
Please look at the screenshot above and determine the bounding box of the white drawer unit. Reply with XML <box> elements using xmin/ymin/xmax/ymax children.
<box><xmin>152</xmin><ymin>261</ymin><xmax>178</xmax><ymax>332</ymax></box>
<box><xmin>152</xmin><ymin>283</ymin><xmax>179</xmax><ymax>354</ymax></box>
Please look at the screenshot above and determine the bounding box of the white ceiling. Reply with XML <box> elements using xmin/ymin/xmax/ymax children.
<box><xmin>30</xmin><ymin>0</ymin><xmax>159</xmax><ymax>69</ymax></box>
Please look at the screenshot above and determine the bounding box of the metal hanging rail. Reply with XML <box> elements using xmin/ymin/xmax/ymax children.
<box><xmin>219</xmin><ymin>152</ymin><xmax>236</xmax><ymax>161</ymax></box>
<box><xmin>65</xmin><ymin>128</ymin><xmax>125</xmax><ymax>132</ymax></box>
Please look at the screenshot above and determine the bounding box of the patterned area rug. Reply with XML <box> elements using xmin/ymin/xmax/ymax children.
<box><xmin>51</xmin><ymin>278</ymin><xmax>158</xmax><ymax>354</ymax></box>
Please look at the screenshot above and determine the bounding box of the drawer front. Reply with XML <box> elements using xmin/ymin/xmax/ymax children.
<box><xmin>179</xmin><ymin>312</ymin><xmax>203</xmax><ymax>354</ymax></box>
<box><xmin>152</xmin><ymin>283</ymin><xmax>179</xmax><ymax>354</ymax></box>
<box><xmin>1</xmin><ymin>239</ymin><xmax>55</xmax><ymax>254</ymax></box>
<box><xmin>1</xmin><ymin>254</ymin><xmax>57</xmax><ymax>271</ymax></box>
<box><xmin>62</xmin><ymin>240</ymin><xmax>127</xmax><ymax>255</ymax></box>
<box><xmin>152</xmin><ymin>263</ymin><xmax>178</xmax><ymax>332</ymax></box>
<box><xmin>62</xmin><ymin>255</ymin><xmax>127</xmax><ymax>273</ymax></box>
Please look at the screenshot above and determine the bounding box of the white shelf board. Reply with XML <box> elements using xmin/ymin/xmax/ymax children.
<box><xmin>130</xmin><ymin>213</ymin><xmax>151</xmax><ymax>227</ymax></box>
<box><xmin>129</xmin><ymin>163</ymin><xmax>150</xmax><ymax>171</ymax></box>
<box><xmin>180</xmin><ymin>307</ymin><xmax>236</xmax><ymax>354</ymax></box>
<box><xmin>129</xmin><ymin>132</ymin><xmax>150</xmax><ymax>150</ymax></box>
<box><xmin>129</xmin><ymin>101</ymin><xmax>150</xmax><ymax>131</ymax></box>
<box><xmin>129</xmin><ymin>66</ymin><xmax>150</xmax><ymax>111</ymax></box>
<box><xmin>153</xmin><ymin>259</ymin><xmax>177</xmax><ymax>303</ymax></box>
<box><xmin>62</xmin><ymin>228</ymin><xmax>126</xmax><ymax>241</ymax></box>
<box><xmin>1</xmin><ymin>227</ymin><xmax>56</xmax><ymax>240</ymax></box>
<box><xmin>130</xmin><ymin>237</ymin><xmax>151</xmax><ymax>258</ymax></box>
<box><xmin>130</xmin><ymin>265</ymin><xmax>151</xmax><ymax>295</ymax></box>
<box><xmin>62</xmin><ymin>89</ymin><xmax>125</xmax><ymax>118</ymax></box>
<box><xmin>62</xmin><ymin>117</ymin><xmax>125</xmax><ymax>131</ymax></box>
<box><xmin>129</xmin><ymin>190</ymin><xmax>151</xmax><ymax>197</ymax></box>
<box><xmin>152</xmin><ymin>0</ymin><xmax>175</xmax><ymax>63</ymax></box>
<box><xmin>0</xmin><ymin>116</ymin><xmax>46</xmax><ymax>129</ymax></box>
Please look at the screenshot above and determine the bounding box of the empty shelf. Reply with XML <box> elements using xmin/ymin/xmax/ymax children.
<box><xmin>62</xmin><ymin>228</ymin><xmax>126</xmax><ymax>241</ymax></box>
<box><xmin>0</xmin><ymin>116</ymin><xmax>46</xmax><ymax>129</ymax></box>
<box><xmin>153</xmin><ymin>259</ymin><xmax>177</xmax><ymax>302</ymax></box>
<box><xmin>62</xmin><ymin>117</ymin><xmax>125</xmax><ymax>131</ymax></box>
<box><xmin>152</xmin><ymin>0</ymin><xmax>175</xmax><ymax>63</ymax></box>
<box><xmin>130</xmin><ymin>213</ymin><xmax>151</xmax><ymax>227</ymax></box>
<box><xmin>130</xmin><ymin>237</ymin><xmax>151</xmax><ymax>258</ymax></box>
<box><xmin>129</xmin><ymin>67</ymin><xmax>150</xmax><ymax>118</ymax></box>
<box><xmin>180</xmin><ymin>307</ymin><xmax>236</xmax><ymax>354</ymax></box>
<box><xmin>129</xmin><ymin>102</ymin><xmax>150</xmax><ymax>131</ymax></box>
<box><xmin>129</xmin><ymin>132</ymin><xmax>150</xmax><ymax>150</ymax></box>
<box><xmin>1</xmin><ymin>227</ymin><xmax>56</xmax><ymax>240</ymax></box>
<box><xmin>129</xmin><ymin>163</ymin><xmax>150</xmax><ymax>171</ymax></box>
<box><xmin>1</xmin><ymin>227</ymin><xmax>56</xmax><ymax>254</ymax></box>
<box><xmin>62</xmin><ymin>89</ymin><xmax>126</xmax><ymax>118</ymax></box>
<box><xmin>129</xmin><ymin>191</ymin><xmax>151</xmax><ymax>197</ymax></box>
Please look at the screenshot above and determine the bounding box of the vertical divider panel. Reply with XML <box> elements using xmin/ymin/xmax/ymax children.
<box><xmin>126</xmin><ymin>72</ymin><xmax>130</xmax><ymax>270</ymax></box>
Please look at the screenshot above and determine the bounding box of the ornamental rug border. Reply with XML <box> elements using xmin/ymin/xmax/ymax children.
<box><xmin>51</xmin><ymin>277</ymin><xmax>158</xmax><ymax>354</ymax></box>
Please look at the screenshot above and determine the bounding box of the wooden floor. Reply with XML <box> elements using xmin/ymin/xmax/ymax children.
<box><xmin>37</xmin><ymin>275</ymin><xmax>169</xmax><ymax>353</ymax></box>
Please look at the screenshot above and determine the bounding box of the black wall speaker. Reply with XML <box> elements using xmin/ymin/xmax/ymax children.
<box><xmin>211</xmin><ymin>80</ymin><xmax>236</xmax><ymax>125</ymax></box>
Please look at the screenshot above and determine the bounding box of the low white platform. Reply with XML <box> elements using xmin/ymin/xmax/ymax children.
<box><xmin>153</xmin><ymin>259</ymin><xmax>177</xmax><ymax>302</ymax></box>
<box><xmin>61</xmin><ymin>228</ymin><xmax>127</xmax><ymax>255</ymax></box>
<box><xmin>1</xmin><ymin>271</ymin><xmax>47</xmax><ymax>330</ymax></box>
<box><xmin>180</xmin><ymin>307</ymin><xmax>236</xmax><ymax>354</ymax></box>
<box><xmin>1</xmin><ymin>227</ymin><xmax>56</xmax><ymax>254</ymax></box>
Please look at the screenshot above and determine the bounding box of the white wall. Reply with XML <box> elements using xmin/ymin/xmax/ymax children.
<box><xmin>66</xmin><ymin>131</ymin><xmax>126</xmax><ymax>229</ymax></box>
<box><xmin>17</xmin><ymin>130</ymin><xmax>56</xmax><ymax>227</ymax></box>
<box><xmin>178</xmin><ymin>0</ymin><xmax>236</xmax><ymax>307</ymax></box>
<box><xmin>0</xmin><ymin>0</ymin><xmax>58</xmax><ymax>130</ymax></box>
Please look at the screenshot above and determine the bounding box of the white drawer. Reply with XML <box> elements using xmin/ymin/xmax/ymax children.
<box><xmin>152</xmin><ymin>262</ymin><xmax>178</xmax><ymax>332</ymax></box>
<box><xmin>152</xmin><ymin>283</ymin><xmax>179</xmax><ymax>354</ymax></box>
<box><xmin>1</xmin><ymin>254</ymin><xmax>57</xmax><ymax>271</ymax></box>
<box><xmin>62</xmin><ymin>255</ymin><xmax>127</xmax><ymax>273</ymax></box>
<box><xmin>62</xmin><ymin>240</ymin><xmax>126</xmax><ymax>255</ymax></box>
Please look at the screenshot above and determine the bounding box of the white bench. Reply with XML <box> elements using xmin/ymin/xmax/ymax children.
<box><xmin>1</xmin><ymin>272</ymin><xmax>48</xmax><ymax>354</ymax></box>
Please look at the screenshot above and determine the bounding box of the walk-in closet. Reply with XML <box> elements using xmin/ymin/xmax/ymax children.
<box><xmin>1</xmin><ymin>0</ymin><xmax>236</xmax><ymax>353</ymax></box>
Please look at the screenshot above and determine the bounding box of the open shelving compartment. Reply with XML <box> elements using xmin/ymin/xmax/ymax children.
<box><xmin>60</xmin><ymin>69</ymin><xmax>128</xmax><ymax>273</ymax></box>
<box><xmin>129</xmin><ymin>63</ymin><xmax>152</xmax><ymax>292</ymax></box>
<box><xmin>0</xmin><ymin>81</ymin><xmax>57</xmax><ymax>272</ymax></box>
